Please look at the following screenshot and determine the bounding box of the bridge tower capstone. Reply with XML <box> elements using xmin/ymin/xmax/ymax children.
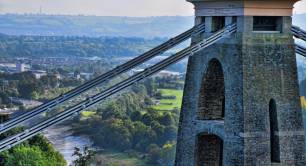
<box><xmin>175</xmin><ymin>0</ymin><xmax>306</xmax><ymax>165</ymax></box>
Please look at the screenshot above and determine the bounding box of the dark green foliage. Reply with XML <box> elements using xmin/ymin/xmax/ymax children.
<box><xmin>147</xmin><ymin>144</ymin><xmax>161</xmax><ymax>164</ymax></box>
<box><xmin>4</xmin><ymin>146</ymin><xmax>50</xmax><ymax>166</ymax></box>
<box><xmin>73</xmin><ymin>146</ymin><xmax>95</xmax><ymax>166</ymax></box>
<box><xmin>155</xmin><ymin>77</ymin><xmax>184</xmax><ymax>90</ymax></box>
<box><xmin>0</xmin><ymin>129</ymin><xmax>66</xmax><ymax>166</ymax></box>
<box><xmin>159</xmin><ymin>113</ymin><xmax>175</xmax><ymax>126</ymax></box>
<box><xmin>75</xmin><ymin>91</ymin><xmax>178</xmax><ymax>157</ymax></box>
<box><xmin>72</xmin><ymin>77</ymin><xmax>182</xmax><ymax>165</ymax></box>
<box><xmin>130</xmin><ymin>111</ymin><xmax>142</xmax><ymax>122</ymax></box>
<box><xmin>40</xmin><ymin>75</ymin><xmax>58</xmax><ymax>89</ymax></box>
<box><xmin>144</xmin><ymin>78</ymin><xmax>157</xmax><ymax>97</ymax></box>
<box><xmin>0</xmin><ymin>72</ymin><xmax>81</xmax><ymax>103</ymax></box>
<box><xmin>0</xmin><ymin>35</ymin><xmax>165</xmax><ymax>58</ymax></box>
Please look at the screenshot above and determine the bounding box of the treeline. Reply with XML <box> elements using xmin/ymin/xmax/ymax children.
<box><xmin>0</xmin><ymin>35</ymin><xmax>165</xmax><ymax>58</ymax></box>
<box><xmin>0</xmin><ymin>72</ymin><xmax>82</xmax><ymax>107</ymax></box>
<box><xmin>73</xmin><ymin>78</ymin><xmax>181</xmax><ymax>165</ymax></box>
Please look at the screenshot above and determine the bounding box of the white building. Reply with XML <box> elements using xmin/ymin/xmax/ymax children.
<box><xmin>16</xmin><ymin>63</ymin><xmax>26</xmax><ymax>72</ymax></box>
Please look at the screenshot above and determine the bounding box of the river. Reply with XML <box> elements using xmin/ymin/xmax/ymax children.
<box><xmin>43</xmin><ymin>125</ymin><xmax>93</xmax><ymax>166</ymax></box>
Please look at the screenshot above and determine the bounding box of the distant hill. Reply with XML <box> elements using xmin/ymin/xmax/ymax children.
<box><xmin>0</xmin><ymin>35</ymin><xmax>165</xmax><ymax>58</ymax></box>
<box><xmin>0</xmin><ymin>14</ymin><xmax>194</xmax><ymax>38</ymax></box>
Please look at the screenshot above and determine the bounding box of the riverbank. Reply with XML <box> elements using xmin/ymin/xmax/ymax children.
<box><xmin>43</xmin><ymin>125</ymin><xmax>93</xmax><ymax>165</ymax></box>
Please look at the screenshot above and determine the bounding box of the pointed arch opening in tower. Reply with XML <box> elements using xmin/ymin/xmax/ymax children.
<box><xmin>196</xmin><ymin>133</ymin><xmax>223</xmax><ymax>166</ymax></box>
<box><xmin>197</xmin><ymin>58</ymin><xmax>225</xmax><ymax>120</ymax></box>
<box><xmin>269</xmin><ymin>99</ymin><xmax>280</xmax><ymax>163</ymax></box>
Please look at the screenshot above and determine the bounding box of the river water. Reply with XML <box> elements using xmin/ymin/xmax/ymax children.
<box><xmin>43</xmin><ymin>125</ymin><xmax>93</xmax><ymax>166</ymax></box>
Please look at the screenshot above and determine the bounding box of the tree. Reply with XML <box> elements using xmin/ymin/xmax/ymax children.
<box><xmin>144</xmin><ymin>78</ymin><xmax>156</xmax><ymax>96</ymax></box>
<box><xmin>5</xmin><ymin>146</ymin><xmax>48</xmax><ymax>166</ymax></box>
<box><xmin>151</xmin><ymin>121</ymin><xmax>166</xmax><ymax>145</ymax></box>
<box><xmin>73</xmin><ymin>146</ymin><xmax>96</xmax><ymax>166</ymax></box>
<box><xmin>97</xmin><ymin>118</ymin><xmax>132</xmax><ymax>150</ymax></box>
<box><xmin>18</xmin><ymin>82</ymin><xmax>41</xmax><ymax>99</ymax></box>
<box><xmin>159</xmin><ymin>113</ymin><xmax>175</xmax><ymax>126</ymax></box>
<box><xmin>0</xmin><ymin>132</ymin><xmax>66</xmax><ymax>166</ymax></box>
<box><xmin>40</xmin><ymin>75</ymin><xmax>58</xmax><ymax>89</ymax></box>
<box><xmin>130</xmin><ymin>111</ymin><xmax>142</xmax><ymax>121</ymax></box>
<box><xmin>160</xmin><ymin>142</ymin><xmax>176</xmax><ymax>166</ymax></box>
<box><xmin>101</xmin><ymin>103</ymin><xmax>125</xmax><ymax>120</ymax></box>
<box><xmin>163</xmin><ymin>126</ymin><xmax>178</xmax><ymax>142</ymax></box>
<box><xmin>141</xmin><ymin>113</ymin><xmax>153</xmax><ymax>126</ymax></box>
<box><xmin>131</xmin><ymin>84</ymin><xmax>147</xmax><ymax>97</ymax></box>
<box><xmin>147</xmin><ymin>144</ymin><xmax>162</xmax><ymax>164</ymax></box>
<box><xmin>132</xmin><ymin>121</ymin><xmax>157</xmax><ymax>151</ymax></box>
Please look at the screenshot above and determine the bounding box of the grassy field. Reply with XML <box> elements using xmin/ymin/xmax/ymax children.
<box><xmin>301</xmin><ymin>96</ymin><xmax>306</xmax><ymax>111</ymax></box>
<box><xmin>95</xmin><ymin>150</ymin><xmax>148</xmax><ymax>166</ymax></box>
<box><xmin>81</xmin><ymin>111</ymin><xmax>96</xmax><ymax>117</ymax></box>
<box><xmin>152</xmin><ymin>89</ymin><xmax>183</xmax><ymax>111</ymax></box>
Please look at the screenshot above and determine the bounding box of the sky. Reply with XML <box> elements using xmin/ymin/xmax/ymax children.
<box><xmin>0</xmin><ymin>0</ymin><xmax>305</xmax><ymax>17</ymax></box>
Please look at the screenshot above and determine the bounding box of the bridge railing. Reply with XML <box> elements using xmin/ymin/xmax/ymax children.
<box><xmin>0</xmin><ymin>24</ymin><xmax>237</xmax><ymax>152</ymax></box>
<box><xmin>0</xmin><ymin>23</ymin><xmax>205</xmax><ymax>135</ymax></box>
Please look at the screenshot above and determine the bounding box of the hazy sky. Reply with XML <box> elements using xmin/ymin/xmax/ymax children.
<box><xmin>0</xmin><ymin>0</ymin><xmax>305</xmax><ymax>16</ymax></box>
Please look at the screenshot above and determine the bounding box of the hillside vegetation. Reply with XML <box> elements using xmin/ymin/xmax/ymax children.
<box><xmin>0</xmin><ymin>35</ymin><xmax>165</xmax><ymax>58</ymax></box>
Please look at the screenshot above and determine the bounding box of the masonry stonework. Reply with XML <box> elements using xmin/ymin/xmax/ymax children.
<box><xmin>175</xmin><ymin>1</ymin><xmax>306</xmax><ymax>165</ymax></box>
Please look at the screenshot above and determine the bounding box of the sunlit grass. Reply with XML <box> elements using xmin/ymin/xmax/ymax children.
<box><xmin>152</xmin><ymin>89</ymin><xmax>183</xmax><ymax>111</ymax></box>
<box><xmin>301</xmin><ymin>96</ymin><xmax>306</xmax><ymax>111</ymax></box>
<box><xmin>95</xmin><ymin>150</ymin><xmax>148</xmax><ymax>166</ymax></box>
<box><xmin>81</xmin><ymin>111</ymin><xmax>96</xmax><ymax>117</ymax></box>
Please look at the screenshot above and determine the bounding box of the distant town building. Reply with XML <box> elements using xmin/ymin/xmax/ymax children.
<box><xmin>10</xmin><ymin>97</ymin><xmax>43</xmax><ymax>110</ymax></box>
<box><xmin>155</xmin><ymin>70</ymin><xmax>180</xmax><ymax>78</ymax></box>
<box><xmin>80</xmin><ymin>72</ymin><xmax>94</xmax><ymax>80</ymax></box>
<box><xmin>31</xmin><ymin>70</ymin><xmax>47</xmax><ymax>79</ymax></box>
<box><xmin>131</xmin><ymin>69</ymin><xmax>182</xmax><ymax>78</ymax></box>
<box><xmin>0</xmin><ymin>108</ymin><xmax>18</xmax><ymax>123</ymax></box>
<box><xmin>76</xmin><ymin>74</ymin><xmax>81</xmax><ymax>80</ymax></box>
<box><xmin>16</xmin><ymin>63</ymin><xmax>26</xmax><ymax>72</ymax></box>
<box><xmin>54</xmin><ymin>73</ymin><xmax>61</xmax><ymax>80</ymax></box>
<box><xmin>0</xmin><ymin>62</ymin><xmax>29</xmax><ymax>73</ymax></box>
<box><xmin>0</xmin><ymin>112</ymin><xmax>12</xmax><ymax>123</ymax></box>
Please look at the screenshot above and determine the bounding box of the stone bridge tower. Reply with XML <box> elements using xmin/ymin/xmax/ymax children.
<box><xmin>175</xmin><ymin>0</ymin><xmax>306</xmax><ymax>165</ymax></box>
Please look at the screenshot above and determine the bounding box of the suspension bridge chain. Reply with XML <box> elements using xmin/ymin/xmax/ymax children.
<box><xmin>296</xmin><ymin>44</ymin><xmax>306</xmax><ymax>57</ymax></box>
<box><xmin>0</xmin><ymin>24</ymin><xmax>237</xmax><ymax>152</ymax></box>
<box><xmin>292</xmin><ymin>25</ymin><xmax>306</xmax><ymax>41</ymax></box>
<box><xmin>0</xmin><ymin>23</ymin><xmax>205</xmax><ymax>134</ymax></box>
<box><xmin>293</xmin><ymin>25</ymin><xmax>306</xmax><ymax>57</ymax></box>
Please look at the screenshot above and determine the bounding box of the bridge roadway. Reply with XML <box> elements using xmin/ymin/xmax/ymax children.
<box><xmin>0</xmin><ymin>24</ymin><xmax>306</xmax><ymax>152</ymax></box>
